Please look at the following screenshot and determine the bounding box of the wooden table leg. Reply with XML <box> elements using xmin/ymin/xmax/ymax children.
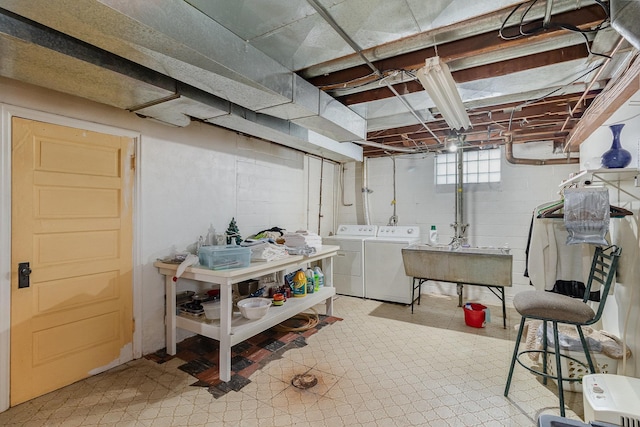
<box><xmin>219</xmin><ymin>282</ymin><xmax>232</xmax><ymax>382</ymax></box>
<box><xmin>165</xmin><ymin>275</ymin><xmax>177</xmax><ymax>355</ymax></box>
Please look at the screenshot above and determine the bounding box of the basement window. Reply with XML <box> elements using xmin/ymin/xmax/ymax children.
<box><xmin>435</xmin><ymin>148</ymin><xmax>501</xmax><ymax>185</ymax></box>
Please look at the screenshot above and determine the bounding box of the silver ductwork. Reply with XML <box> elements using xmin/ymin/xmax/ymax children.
<box><xmin>0</xmin><ymin>8</ymin><xmax>362</xmax><ymax>162</ymax></box>
<box><xmin>0</xmin><ymin>0</ymin><xmax>366</xmax><ymax>144</ymax></box>
<box><xmin>610</xmin><ymin>0</ymin><xmax>640</xmax><ymax>51</ymax></box>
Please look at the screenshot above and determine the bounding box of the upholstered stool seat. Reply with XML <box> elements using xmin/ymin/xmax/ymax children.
<box><xmin>504</xmin><ymin>245</ymin><xmax>621</xmax><ymax>417</ymax></box>
<box><xmin>513</xmin><ymin>291</ymin><xmax>595</xmax><ymax>324</ymax></box>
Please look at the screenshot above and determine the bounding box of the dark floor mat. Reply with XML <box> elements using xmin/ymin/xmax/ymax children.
<box><xmin>146</xmin><ymin>314</ymin><xmax>341</xmax><ymax>398</ymax></box>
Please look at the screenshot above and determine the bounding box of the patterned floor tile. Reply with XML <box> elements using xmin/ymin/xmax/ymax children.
<box><xmin>0</xmin><ymin>295</ymin><xmax>590</xmax><ymax>426</ymax></box>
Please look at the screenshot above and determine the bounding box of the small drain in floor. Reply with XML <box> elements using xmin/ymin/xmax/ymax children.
<box><xmin>291</xmin><ymin>374</ymin><xmax>318</xmax><ymax>389</ymax></box>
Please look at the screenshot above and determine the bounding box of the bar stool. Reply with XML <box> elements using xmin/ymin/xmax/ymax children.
<box><xmin>504</xmin><ymin>245</ymin><xmax>622</xmax><ymax>417</ymax></box>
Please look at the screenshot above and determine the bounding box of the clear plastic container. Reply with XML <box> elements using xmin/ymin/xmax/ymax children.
<box><xmin>202</xmin><ymin>300</ymin><xmax>220</xmax><ymax>320</ymax></box>
<box><xmin>198</xmin><ymin>245</ymin><xmax>251</xmax><ymax>270</ymax></box>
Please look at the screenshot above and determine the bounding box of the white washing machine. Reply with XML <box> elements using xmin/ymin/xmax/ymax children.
<box><xmin>322</xmin><ymin>224</ymin><xmax>377</xmax><ymax>297</ymax></box>
<box><xmin>364</xmin><ymin>225</ymin><xmax>422</xmax><ymax>304</ymax></box>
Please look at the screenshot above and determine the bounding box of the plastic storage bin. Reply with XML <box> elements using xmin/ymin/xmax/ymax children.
<box><xmin>545</xmin><ymin>348</ymin><xmax>618</xmax><ymax>392</ymax></box>
<box><xmin>198</xmin><ymin>245</ymin><xmax>251</xmax><ymax>270</ymax></box>
<box><xmin>202</xmin><ymin>300</ymin><xmax>220</xmax><ymax>320</ymax></box>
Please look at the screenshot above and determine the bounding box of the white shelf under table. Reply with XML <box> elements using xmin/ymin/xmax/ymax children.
<box><xmin>154</xmin><ymin>245</ymin><xmax>338</xmax><ymax>382</ymax></box>
<box><xmin>176</xmin><ymin>287</ymin><xmax>335</xmax><ymax>345</ymax></box>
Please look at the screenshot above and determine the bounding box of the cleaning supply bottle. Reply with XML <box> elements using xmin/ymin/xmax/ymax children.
<box><xmin>305</xmin><ymin>268</ymin><xmax>315</xmax><ymax>294</ymax></box>
<box><xmin>314</xmin><ymin>266</ymin><xmax>324</xmax><ymax>290</ymax></box>
<box><xmin>429</xmin><ymin>225</ymin><xmax>438</xmax><ymax>245</ymax></box>
<box><xmin>292</xmin><ymin>270</ymin><xmax>307</xmax><ymax>297</ymax></box>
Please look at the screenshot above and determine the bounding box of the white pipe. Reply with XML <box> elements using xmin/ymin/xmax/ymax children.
<box><xmin>363</xmin><ymin>158</ymin><xmax>371</xmax><ymax>225</ymax></box>
<box><xmin>356</xmin><ymin>140</ymin><xmax>424</xmax><ymax>153</ymax></box>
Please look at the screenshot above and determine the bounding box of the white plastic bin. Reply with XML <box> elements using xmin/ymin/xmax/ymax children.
<box><xmin>545</xmin><ymin>348</ymin><xmax>618</xmax><ymax>392</ymax></box>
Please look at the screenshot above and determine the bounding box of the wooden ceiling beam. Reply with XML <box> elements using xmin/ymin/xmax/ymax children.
<box><xmin>337</xmin><ymin>44</ymin><xmax>589</xmax><ymax>105</ymax></box>
<box><xmin>566</xmin><ymin>56</ymin><xmax>640</xmax><ymax>150</ymax></box>
<box><xmin>366</xmin><ymin>92</ymin><xmax>599</xmax><ymax>144</ymax></box>
<box><xmin>306</xmin><ymin>4</ymin><xmax>606</xmax><ymax>88</ymax></box>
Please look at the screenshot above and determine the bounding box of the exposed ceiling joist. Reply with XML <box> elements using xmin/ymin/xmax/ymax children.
<box><xmin>1</xmin><ymin>0</ymin><xmax>636</xmax><ymax>160</ymax></box>
<box><xmin>566</xmin><ymin>54</ymin><xmax>640</xmax><ymax>150</ymax></box>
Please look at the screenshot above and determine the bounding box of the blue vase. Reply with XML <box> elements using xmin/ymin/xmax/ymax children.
<box><xmin>601</xmin><ymin>124</ymin><xmax>632</xmax><ymax>168</ymax></box>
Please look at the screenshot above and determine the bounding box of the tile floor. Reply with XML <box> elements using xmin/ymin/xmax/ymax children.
<box><xmin>0</xmin><ymin>293</ymin><xmax>585</xmax><ymax>426</ymax></box>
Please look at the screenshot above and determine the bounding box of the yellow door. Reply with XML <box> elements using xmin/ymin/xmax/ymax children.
<box><xmin>10</xmin><ymin>117</ymin><xmax>134</xmax><ymax>406</ymax></box>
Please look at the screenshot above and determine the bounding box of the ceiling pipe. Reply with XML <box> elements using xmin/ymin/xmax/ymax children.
<box><xmin>306</xmin><ymin>0</ymin><xmax>379</xmax><ymax>76</ymax></box>
<box><xmin>560</xmin><ymin>37</ymin><xmax>624</xmax><ymax>143</ymax></box>
<box><xmin>504</xmin><ymin>137</ymin><xmax>579</xmax><ymax>165</ymax></box>
<box><xmin>384</xmin><ymin>81</ymin><xmax>443</xmax><ymax>145</ymax></box>
<box><xmin>543</xmin><ymin>0</ymin><xmax>554</xmax><ymax>28</ymax></box>
<box><xmin>306</xmin><ymin>0</ymin><xmax>442</xmax><ymax>146</ymax></box>
<box><xmin>355</xmin><ymin>140</ymin><xmax>427</xmax><ymax>153</ymax></box>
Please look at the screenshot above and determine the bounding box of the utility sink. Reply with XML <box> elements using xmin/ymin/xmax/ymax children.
<box><xmin>401</xmin><ymin>243</ymin><xmax>512</xmax><ymax>286</ymax></box>
<box><xmin>421</xmin><ymin>244</ymin><xmax>510</xmax><ymax>255</ymax></box>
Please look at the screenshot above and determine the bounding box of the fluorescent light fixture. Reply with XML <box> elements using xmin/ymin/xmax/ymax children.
<box><xmin>416</xmin><ymin>57</ymin><xmax>472</xmax><ymax>131</ymax></box>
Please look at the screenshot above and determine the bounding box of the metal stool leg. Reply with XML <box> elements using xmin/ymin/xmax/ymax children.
<box><xmin>552</xmin><ymin>321</ymin><xmax>566</xmax><ymax>417</ymax></box>
<box><xmin>505</xmin><ymin>316</ymin><xmax>527</xmax><ymax>396</ymax></box>
<box><xmin>577</xmin><ymin>325</ymin><xmax>596</xmax><ymax>374</ymax></box>
<box><xmin>542</xmin><ymin>321</ymin><xmax>548</xmax><ymax>385</ymax></box>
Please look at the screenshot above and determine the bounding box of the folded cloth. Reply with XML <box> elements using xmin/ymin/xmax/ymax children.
<box><xmin>283</xmin><ymin>230</ymin><xmax>322</xmax><ymax>249</ymax></box>
<box><xmin>248</xmin><ymin>241</ymin><xmax>289</xmax><ymax>262</ymax></box>
<box><xmin>286</xmin><ymin>245</ymin><xmax>317</xmax><ymax>256</ymax></box>
<box><xmin>241</xmin><ymin>237</ymin><xmax>276</xmax><ymax>246</ymax></box>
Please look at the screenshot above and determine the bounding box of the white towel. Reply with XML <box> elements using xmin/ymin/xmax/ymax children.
<box><xmin>249</xmin><ymin>242</ymin><xmax>288</xmax><ymax>262</ymax></box>
<box><xmin>174</xmin><ymin>254</ymin><xmax>199</xmax><ymax>280</ymax></box>
<box><xmin>283</xmin><ymin>231</ymin><xmax>322</xmax><ymax>249</ymax></box>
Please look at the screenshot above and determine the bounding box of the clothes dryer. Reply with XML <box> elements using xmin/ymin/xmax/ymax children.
<box><xmin>322</xmin><ymin>225</ymin><xmax>377</xmax><ymax>297</ymax></box>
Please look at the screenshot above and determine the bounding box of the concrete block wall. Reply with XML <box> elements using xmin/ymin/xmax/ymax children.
<box><xmin>337</xmin><ymin>143</ymin><xmax>580</xmax><ymax>302</ymax></box>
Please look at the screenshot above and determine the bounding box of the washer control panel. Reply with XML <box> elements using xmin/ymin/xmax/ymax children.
<box><xmin>377</xmin><ymin>226</ymin><xmax>420</xmax><ymax>238</ymax></box>
<box><xmin>335</xmin><ymin>224</ymin><xmax>378</xmax><ymax>236</ymax></box>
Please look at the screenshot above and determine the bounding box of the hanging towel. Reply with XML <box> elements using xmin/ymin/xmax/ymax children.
<box><xmin>564</xmin><ymin>187</ymin><xmax>610</xmax><ymax>246</ymax></box>
<box><xmin>174</xmin><ymin>253</ymin><xmax>199</xmax><ymax>280</ymax></box>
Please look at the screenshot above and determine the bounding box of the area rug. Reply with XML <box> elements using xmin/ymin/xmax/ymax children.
<box><xmin>145</xmin><ymin>314</ymin><xmax>341</xmax><ymax>398</ymax></box>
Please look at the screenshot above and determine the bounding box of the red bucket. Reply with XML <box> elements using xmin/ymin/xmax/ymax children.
<box><xmin>464</xmin><ymin>303</ymin><xmax>487</xmax><ymax>328</ymax></box>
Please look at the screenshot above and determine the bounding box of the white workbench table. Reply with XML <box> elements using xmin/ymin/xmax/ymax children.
<box><xmin>154</xmin><ymin>245</ymin><xmax>338</xmax><ymax>382</ymax></box>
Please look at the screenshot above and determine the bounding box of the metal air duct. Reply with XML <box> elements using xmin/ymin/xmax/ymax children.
<box><xmin>0</xmin><ymin>8</ymin><xmax>362</xmax><ymax>162</ymax></box>
<box><xmin>0</xmin><ymin>0</ymin><xmax>366</xmax><ymax>143</ymax></box>
<box><xmin>610</xmin><ymin>0</ymin><xmax>640</xmax><ymax>50</ymax></box>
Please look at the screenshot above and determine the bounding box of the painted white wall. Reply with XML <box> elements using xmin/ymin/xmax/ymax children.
<box><xmin>338</xmin><ymin>90</ymin><xmax>640</xmax><ymax>378</ymax></box>
<box><xmin>0</xmin><ymin>77</ymin><xmax>335</xmax><ymax>409</ymax></box>
<box><xmin>137</xmin><ymin>126</ymin><xmax>316</xmax><ymax>349</ymax></box>
<box><xmin>578</xmin><ymin>89</ymin><xmax>640</xmax><ymax>378</ymax></box>
<box><xmin>338</xmin><ymin>143</ymin><xmax>580</xmax><ymax>301</ymax></box>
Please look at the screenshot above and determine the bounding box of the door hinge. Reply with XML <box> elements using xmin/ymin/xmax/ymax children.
<box><xmin>130</xmin><ymin>154</ymin><xmax>136</xmax><ymax>171</ymax></box>
<box><xmin>132</xmin><ymin>318</ymin><xmax>136</xmax><ymax>333</ymax></box>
